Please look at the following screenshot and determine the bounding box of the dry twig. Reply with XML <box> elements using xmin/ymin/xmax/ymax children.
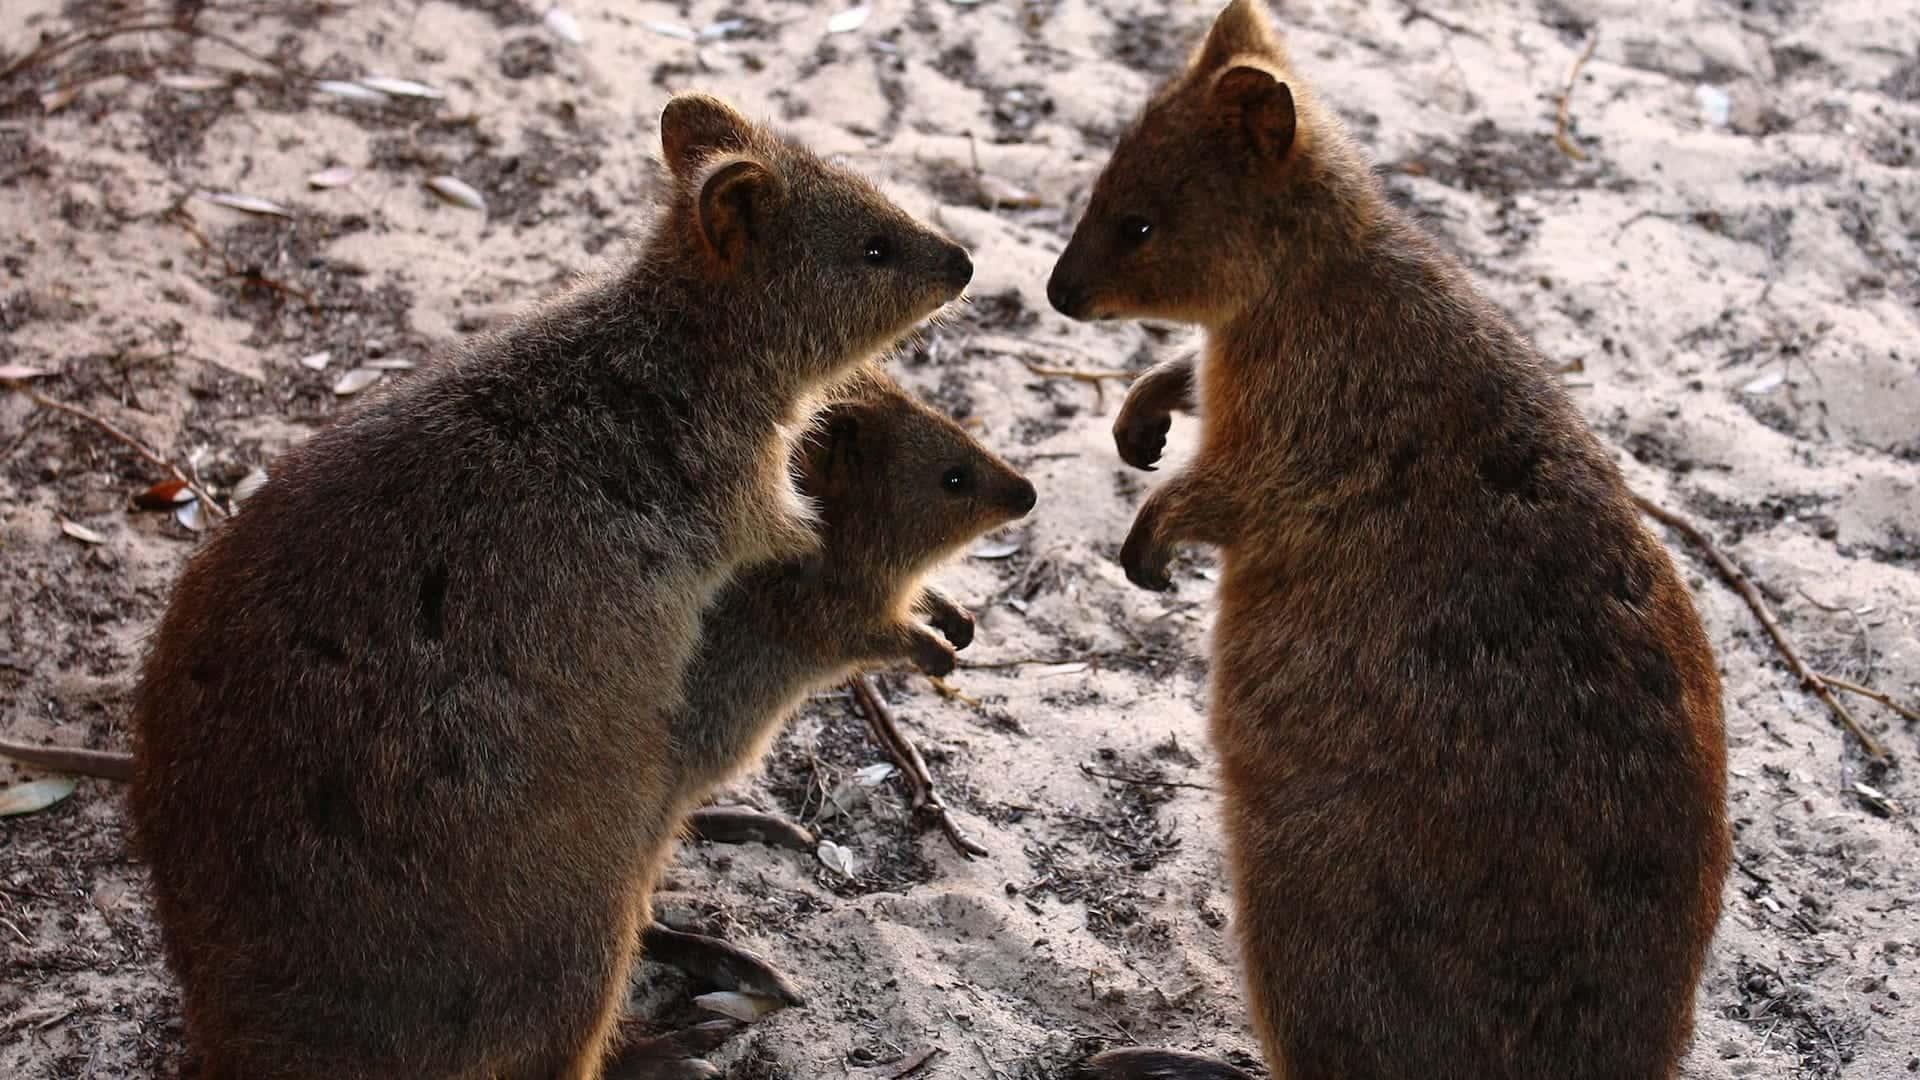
<box><xmin>2</xmin><ymin>381</ymin><xmax>228</xmax><ymax>521</ymax></box>
<box><xmin>1633</xmin><ymin>494</ymin><xmax>1888</xmax><ymax>760</ymax></box>
<box><xmin>1554</xmin><ymin>30</ymin><xmax>1600</xmax><ymax>162</ymax></box>
<box><xmin>1019</xmin><ymin>359</ymin><xmax>1135</xmax><ymax>410</ymax></box>
<box><xmin>1818</xmin><ymin>675</ymin><xmax>1920</xmax><ymax>726</ymax></box>
<box><xmin>848</xmin><ymin>674</ymin><xmax>987</xmax><ymax>858</ymax></box>
<box><xmin>1079</xmin><ymin>764</ymin><xmax>1214</xmax><ymax>792</ymax></box>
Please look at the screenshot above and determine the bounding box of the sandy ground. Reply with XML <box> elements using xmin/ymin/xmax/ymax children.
<box><xmin>2</xmin><ymin>0</ymin><xmax>1918</xmax><ymax>1076</ymax></box>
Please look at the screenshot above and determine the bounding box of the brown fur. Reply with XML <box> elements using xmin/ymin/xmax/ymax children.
<box><xmin>125</xmin><ymin>93</ymin><xmax>972</xmax><ymax>1080</ymax></box>
<box><xmin>666</xmin><ymin>365</ymin><xmax>1035</xmax><ymax>811</ymax></box>
<box><xmin>1050</xmin><ymin>4</ymin><xmax>1730</xmax><ymax>1077</ymax></box>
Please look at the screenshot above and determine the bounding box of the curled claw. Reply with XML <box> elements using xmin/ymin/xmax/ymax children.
<box><xmin>606</xmin><ymin>1020</ymin><xmax>743</xmax><ymax>1080</ymax></box>
<box><xmin>930</xmin><ymin>605</ymin><xmax>975</xmax><ymax>650</ymax></box>
<box><xmin>1115</xmin><ymin>410</ymin><xmax>1173</xmax><ymax>472</ymax></box>
<box><xmin>682</xmin><ymin>806</ymin><xmax>815</xmax><ymax>851</ymax></box>
<box><xmin>1120</xmin><ymin>518</ymin><xmax>1175</xmax><ymax>593</ymax></box>
<box><xmin>642</xmin><ymin>923</ymin><xmax>805</xmax><ymax>1006</ymax></box>
<box><xmin>910</xmin><ymin>630</ymin><xmax>958</xmax><ymax>677</ymax></box>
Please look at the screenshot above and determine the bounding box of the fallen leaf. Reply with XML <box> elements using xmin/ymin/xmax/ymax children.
<box><xmin>40</xmin><ymin>85</ymin><xmax>80</xmax><ymax>112</ymax></box>
<box><xmin>692</xmin><ymin>990</ymin><xmax>783</xmax><ymax>1023</ymax></box>
<box><xmin>644</xmin><ymin>20</ymin><xmax>697</xmax><ymax>40</ymax></box>
<box><xmin>426</xmin><ymin>175</ymin><xmax>487</xmax><ymax>212</ymax></box>
<box><xmin>544</xmin><ymin>6</ymin><xmax>584</xmax><ymax>44</ymax></box>
<box><xmin>816</xmin><ymin>839</ymin><xmax>858</xmax><ymax>877</ymax></box>
<box><xmin>0</xmin><ymin>364</ymin><xmax>50</xmax><ymax>381</ymax></box>
<box><xmin>364</xmin><ymin>358</ymin><xmax>416</xmax><ymax>371</ymax></box>
<box><xmin>1741</xmin><ymin>371</ymin><xmax>1784</xmax><ymax>395</ymax></box>
<box><xmin>59</xmin><ymin>519</ymin><xmax>106</xmax><ymax>545</ymax></box>
<box><xmin>1032</xmin><ymin>661</ymin><xmax>1090</xmax><ymax>677</ymax></box>
<box><xmin>968</xmin><ymin>539</ymin><xmax>1021</xmax><ymax>560</ymax></box>
<box><xmin>854</xmin><ymin>763</ymin><xmax>898</xmax><ymax>787</ymax></box>
<box><xmin>307</xmin><ymin>165</ymin><xmax>355</xmax><ymax>189</ymax></box>
<box><xmin>977</xmin><ymin>174</ymin><xmax>1043</xmax><ymax>209</ymax></box>
<box><xmin>231</xmin><ymin>467</ymin><xmax>268</xmax><ymax>505</ymax></box>
<box><xmin>0</xmin><ymin>778</ymin><xmax>77</xmax><ymax>817</ymax></box>
<box><xmin>1197</xmin><ymin>566</ymin><xmax>1219</xmax><ymax>582</ymax></box>
<box><xmin>315</xmin><ymin>79</ymin><xmax>388</xmax><ymax>103</ymax></box>
<box><xmin>299</xmin><ymin>350</ymin><xmax>332</xmax><ymax>371</ymax></box>
<box><xmin>332</xmin><ymin>368</ymin><xmax>384</xmax><ymax>396</ymax></box>
<box><xmin>700</xmin><ymin>18</ymin><xmax>744</xmax><ymax>39</ymax></box>
<box><xmin>195</xmin><ymin>191</ymin><xmax>293</xmax><ymax>218</ymax></box>
<box><xmin>881</xmin><ymin>1047</ymin><xmax>942</xmax><ymax>1079</ymax></box>
<box><xmin>175</xmin><ymin>498</ymin><xmax>206</xmax><ymax>532</ymax></box>
<box><xmin>133</xmin><ymin>480</ymin><xmax>195</xmax><ymax>510</ymax></box>
<box><xmin>357</xmin><ymin>76</ymin><xmax>444</xmax><ymax>100</ymax></box>
<box><xmin>827</xmin><ymin>5</ymin><xmax>871</xmax><ymax>33</ymax></box>
<box><xmin>157</xmin><ymin>73</ymin><xmax>228</xmax><ymax>91</ymax></box>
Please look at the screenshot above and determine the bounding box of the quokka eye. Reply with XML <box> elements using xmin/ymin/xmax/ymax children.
<box><xmin>1118</xmin><ymin>216</ymin><xmax>1152</xmax><ymax>249</ymax></box>
<box><xmin>941</xmin><ymin>466</ymin><xmax>970</xmax><ymax>494</ymax></box>
<box><xmin>862</xmin><ymin>235</ymin><xmax>891</xmax><ymax>265</ymax></box>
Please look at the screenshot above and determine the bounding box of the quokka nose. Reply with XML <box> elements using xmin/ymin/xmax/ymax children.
<box><xmin>1045</xmin><ymin>271</ymin><xmax>1082</xmax><ymax>318</ymax></box>
<box><xmin>1006</xmin><ymin>477</ymin><xmax>1038</xmax><ymax>517</ymax></box>
<box><xmin>942</xmin><ymin>245</ymin><xmax>974</xmax><ymax>291</ymax></box>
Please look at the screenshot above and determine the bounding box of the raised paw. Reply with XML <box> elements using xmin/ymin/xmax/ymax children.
<box><xmin>683</xmin><ymin>806</ymin><xmax>815</xmax><ymax>851</ymax></box>
<box><xmin>926</xmin><ymin>602</ymin><xmax>975</xmax><ymax>650</ymax></box>
<box><xmin>1119</xmin><ymin>512</ymin><xmax>1175</xmax><ymax>593</ymax></box>
<box><xmin>909</xmin><ymin>627</ymin><xmax>958</xmax><ymax>677</ymax></box>
<box><xmin>642</xmin><ymin>923</ymin><xmax>805</xmax><ymax>1006</ymax></box>
<box><xmin>1074</xmin><ymin>1047</ymin><xmax>1258</xmax><ymax>1080</ymax></box>
<box><xmin>1114</xmin><ymin>408</ymin><xmax>1174</xmax><ymax>471</ymax></box>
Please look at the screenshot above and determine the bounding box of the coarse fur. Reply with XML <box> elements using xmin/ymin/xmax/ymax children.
<box><xmin>1051</xmin><ymin>3</ymin><xmax>1730</xmax><ymax>1078</ymax></box>
<box><xmin>666</xmin><ymin>366</ymin><xmax>1035</xmax><ymax>809</ymax></box>
<box><xmin>126</xmin><ymin>93</ymin><xmax>972</xmax><ymax>1080</ymax></box>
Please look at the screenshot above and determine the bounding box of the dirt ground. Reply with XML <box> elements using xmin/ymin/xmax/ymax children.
<box><xmin>2</xmin><ymin>0</ymin><xmax>1917</xmax><ymax>1077</ymax></box>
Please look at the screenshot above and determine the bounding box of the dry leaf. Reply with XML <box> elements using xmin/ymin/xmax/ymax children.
<box><xmin>357</xmin><ymin>76</ymin><xmax>444</xmax><ymax>100</ymax></box>
<box><xmin>700</xmin><ymin>18</ymin><xmax>744</xmax><ymax>39</ymax></box>
<box><xmin>315</xmin><ymin>79</ymin><xmax>388</xmax><ymax>103</ymax></box>
<box><xmin>881</xmin><ymin>1047</ymin><xmax>942</xmax><ymax>1079</ymax></box>
<box><xmin>968</xmin><ymin>539</ymin><xmax>1021</xmax><ymax>559</ymax></box>
<box><xmin>977</xmin><ymin>175</ymin><xmax>1043</xmax><ymax>209</ymax></box>
<box><xmin>308</xmin><ymin>165</ymin><xmax>355</xmax><ymax>189</ymax></box>
<box><xmin>175</xmin><ymin>498</ymin><xmax>207</xmax><ymax>532</ymax></box>
<box><xmin>854</xmin><ymin>763</ymin><xmax>897</xmax><ymax>787</ymax></box>
<box><xmin>645</xmin><ymin>20</ymin><xmax>697</xmax><ymax>40</ymax></box>
<box><xmin>40</xmin><ymin>85</ymin><xmax>80</xmax><ymax>112</ymax></box>
<box><xmin>1032</xmin><ymin>661</ymin><xmax>1090</xmax><ymax>677</ymax></box>
<box><xmin>133</xmin><ymin>479</ymin><xmax>195</xmax><ymax>510</ymax></box>
<box><xmin>816</xmin><ymin>839</ymin><xmax>858</xmax><ymax>877</ymax></box>
<box><xmin>364</xmin><ymin>358</ymin><xmax>417</xmax><ymax>371</ymax></box>
<box><xmin>196</xmin><ymin>191</ymin><xmax>293</xmax><ymax>218</ymax></box>
<box><xmin>827</xmin><ymin>5</ymin><xmax>871</xmax><ymax>33</ymax></box>
<box><xmin>544</xmin><ymin>6</ymin><xmax>584</xmax><ymax>44</ymax></box>
<box><xmin>299</xmin><ymin>350</ymin><xmax>332</xmax><ymax>371</ymax></box>
<box><xmin>157</xmin><ymin>73</ymin><xmax>228</xmax><ymax>91</ymax></box>
<box><xmin>231</xmin><ymin>467</ymin><xmax>269</xmax><ymax>505</ymax></box>
<box><xmin>426</xmin><ymin>175</ymin><xmax>487</xmax><ymax>212</ymax></box>
<box><xmin>1741</xmin><ymin>371</ymin><xmax>1783</xmax><ymax>395</ymax></box>
<box><xmin>1197</xmin><ymin>566</ymin><xmax>1220</xmax><ymax>582</ymax></box>
<box><xmin>0</xmin><ymin>778</ymin><xmax>77</xmax><ymax>817</ymax></box>
<box><xmin>59</xmin><ymin>519</ymin><xmax>107</xmax><ymax>545</ymax></box>
<box><xmin>0</xmin><ymin>364</ymin><xmax>50</xmax><ymax>381</ymax></box>
<box><xmin>333</xmin><ymin>368</ymin><xmax>384</xmax><ymax>396</ymax></box>
<box><xmin>692</xmin><ymin>991</ymin><xmax>783</xmax><ymax>1023</ymax></box>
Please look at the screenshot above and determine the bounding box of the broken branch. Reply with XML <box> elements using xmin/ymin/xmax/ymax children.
<box><xmin>848</xmin><ymin>674</ymin><xmax>987</xmax><ymax>859</ymax></box>
<box><xmin>3</xmin><ymin>382</ymin><xmax>228</xmax><ymax>521</ymax></box>
<box><xmin>1818</xmin><ymin>674</ymin><xmax>1920</xmax><ymax>726</ymax></box>
<box><xmin>1554</xmin><ymin>30</ymin><xmax>1600</xmax><ymax>162</ymax></box>
<box><xmin>1633</xmin><ymin>493</ymin><xmax>1888</xmax><ymax>760</ymax></box>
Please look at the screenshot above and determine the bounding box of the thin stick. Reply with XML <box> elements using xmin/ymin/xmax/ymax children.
<box><xmin>4</xmin><ymin>382</ymin><xmax>228</xmax><ymax>520</ymax></box>
<box><xmin>1633</xmin><ymin>494</ymin><xmax>1887</xmax><ymax>760</ymax></box>
<box><xmin>1019</xmin><ymin>360</ymin><xmax>1134</xmax><ymax>410</ymax></box>
<box><xmin>848</xmin><ymin>674</ymin><xmax>988</xmax><ymax>859</ymax></box>
<box><xmin>1554</xmin><ymin>30</ymin><xmax>1600</xmax><ymax>162</ymax></box>
<box><xmin>1079</xmin><ymin>764</ymin><xmax>1214</xmax><ymax>792</ymax></box>
<box><xmin>1818</xmin><ymin>674</ymin><xmax>1920</xmax><ymax>725</ymax></box>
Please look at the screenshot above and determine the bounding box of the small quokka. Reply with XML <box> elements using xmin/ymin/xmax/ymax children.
<box><xmin>667</xmin><ymin>365</ymin><xmax>1035</xmax><ymax>812</ymax></box>
<box><xmin>1050</xmin><ymin>3</ymin><xmax>1730</xmax><ymax>1078</ymax></box>
<box><xmin>125</xmin><ymin>93</ymin><xmax>973</xmax><ymax>1080</ymax></box>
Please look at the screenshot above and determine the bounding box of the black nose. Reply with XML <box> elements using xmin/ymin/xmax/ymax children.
<box><xmin>1007</xmin><ymin>478</ymin><xmax>1037</xmax><ymax>517</ymax></box>
<box><xmin>1046</xmin><ymin>271</ymin><xmax>1082</xmax><ymax>318</ymax></box>
<box><xmin>942</xmin><ymin>246</ymin><xmax>973</xmax><ymax>291</ymax></box>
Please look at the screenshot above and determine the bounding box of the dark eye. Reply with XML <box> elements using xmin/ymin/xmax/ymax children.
<box><xmin>862</xmin><ymin>235</ymin><xmax>891</xmax><ymax>265</ymax></box>
<box><xmin>1117</xmin><ymin>216</ymin><xmax>1152</xmax><ymax>249</ymax></box>
<box><xmin>941</xmin><ymin>466</ymin><xmax>970</xmax><ymax>494</ymax></box>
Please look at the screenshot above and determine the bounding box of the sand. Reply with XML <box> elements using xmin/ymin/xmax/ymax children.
<box><xmin>2</xmin><ymin>0</ymin><xmax>1917</xmax><ymax>1076</ymax></box>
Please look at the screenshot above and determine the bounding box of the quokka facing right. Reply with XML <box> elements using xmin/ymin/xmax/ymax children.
<box><xmin>1051</xmin><ymin>2</ymin><xmax>1730</xmax><ymax>1078</ymax></box>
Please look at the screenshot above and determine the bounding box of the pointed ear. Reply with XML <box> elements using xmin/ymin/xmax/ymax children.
<box><xmin>1213</xmin><ymin>66</ymin><xmax>1296</xmax><ymax>160</ymax></box>
<box><xmin>697</xmin><ymin>156</ymin><xmax>780</xmax><ymax>269</ymax></box>
<box><xmin>660</xmin><ymin>93</ymin><xmax>755</xmax><ymax>178</ymax></box>
<box><xmin>1196</xmin><ymin>0</ymin><xmax>1280</xmax><ymax>73</ymax></box>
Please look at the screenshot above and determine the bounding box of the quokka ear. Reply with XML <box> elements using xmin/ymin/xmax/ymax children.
<box><xmin>696</xmin><ymin>156</ymin><xmax>782</xmax><ymax>269</ymax></box>
<box><xmin>1195</xmin><ymin>0</ymin><xmax>1282</xmax><ymax>74</ymax></box>
<box><xmin>660</xmin><ymin>93</ymin><xmax>755</xmax><ymax>178</ymax></box>
<box><xmin>1213</xmin><ymin>66</ymin><xmax>1297</xmax><ymax>160</ymax></box>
